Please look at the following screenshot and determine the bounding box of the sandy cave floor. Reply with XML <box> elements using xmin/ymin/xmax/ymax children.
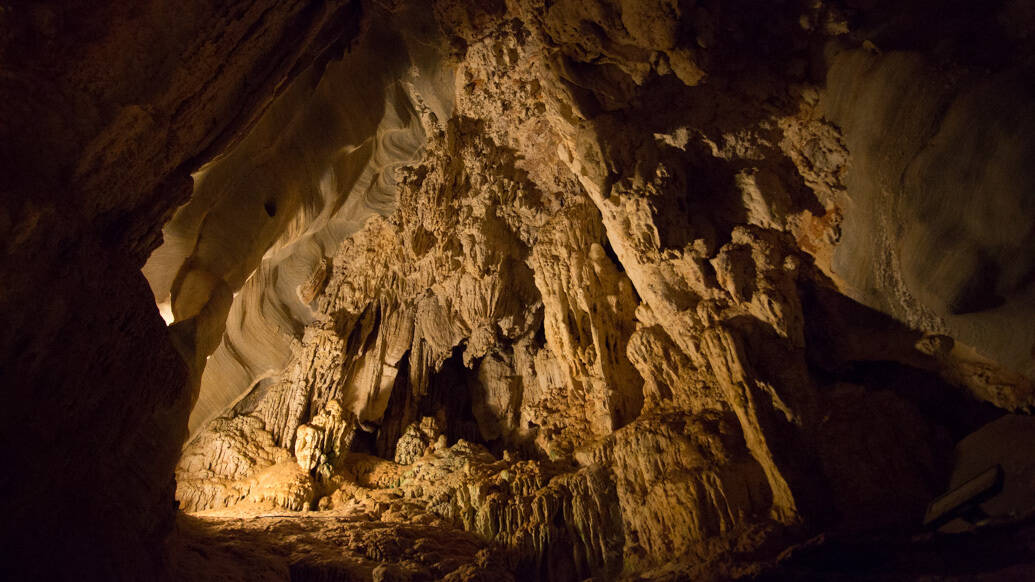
<box><xmin>168</xmin><ymin>507</ymin><xmax>1035</xmax><ymax>582</ymax></box>
<box><xmin>168</xmin><ymin>508</ymin><xmax>514</xmax><ymax>581</ymax></box>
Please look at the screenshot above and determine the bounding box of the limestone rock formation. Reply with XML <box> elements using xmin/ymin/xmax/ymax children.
<box><xmin>394</xmin><ymin>417</ymin><xmax>444</xmax><ymax>465</ymax></box>
<box><xmin>174</xmin><ymin>1</ymin><xmax>1035</xmax><ymax>578</ymax></box>
<box><xmin>176</xmin><ymin>415</ymin><xmax>294</xmax><ymax>512</ymax></box>
<box><xmin>142</xmin><ymin>2</ymin><xmax>455</xmax><ymax>435</ymax></box>
<box><xmin>3</xmin><ymin>0</ymin><xmax>1034</xmax><ymax>580</ymax></box>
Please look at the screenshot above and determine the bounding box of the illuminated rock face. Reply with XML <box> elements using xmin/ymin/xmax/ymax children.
<box><xmin>174</xmin><ymin>0</ymin><xmax>1035</xmax><ymax>579</ymax></box>
<box><xmin>142</xmin><ymin>4</ymin><xmax>454</xmax><ymax>434</ymax></box>
<box><xmin>3</xmin><ymin>0</ymin><xmax>1034</xmax><ymax>580</ymax></box>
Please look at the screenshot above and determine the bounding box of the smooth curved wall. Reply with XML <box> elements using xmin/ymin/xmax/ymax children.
<box><xmin>822</xmin><ymin>47</ymin><xmax>1035</xmax><ymax>385</ymax></box>
<box><xmin>143</xmin><ymin>4</ymin><xmax>455</xmax><ymax>434</ymax></box>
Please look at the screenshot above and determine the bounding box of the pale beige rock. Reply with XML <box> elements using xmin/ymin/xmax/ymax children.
<box><xmin>5</xmin><ymin>0</ymin><xmax>1031</xmax><ymax>579</ymax></box>
<box><xmin>244</xmin><ymin>461</ymin><xmax>316</xmax><ymax>512</ymax></box>
<box><xmin>170</xmin><ymin>1</ymin><xmax>1035</xmax><ymax>579</ymax></box>
<box><xmin>394</xmin><ymin>417</ymin><xmax>443</xmax><ymax>465</ymax></box>
<box><xmin>176</xmin><ymin>415</ymin><xmax>294</xmax><ymax>512</ymax></box>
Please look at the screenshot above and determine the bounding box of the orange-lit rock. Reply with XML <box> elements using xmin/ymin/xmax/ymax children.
<box><xmin>3</xmin><ymin>0</ymin><xmax>1034</xmax><ymax>580</ymax></box>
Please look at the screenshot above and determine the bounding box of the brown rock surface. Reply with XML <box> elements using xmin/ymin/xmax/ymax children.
<box><xmin>2</xmin><ymin>0</ymin><xmax>1034</xmax><ymax>580</ymax></box>
<box><xmin>0</xmin><ymin>0</ymin><xmax>359</xmax><ymax>579</ymax></box>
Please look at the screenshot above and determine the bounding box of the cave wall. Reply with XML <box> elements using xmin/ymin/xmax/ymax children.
<box><xmin>824</xmin><ymin>47</ymin><xmax>1035</xmax><ymax>389</ymax></box>
<box><xmin>142</xmin><ymin>2</ymin><xmax>456</xmax><ymax>436</ymax></box>
<box><xmin>0</xmin><ymin>1</ymin><xmax>360</xmax><ymax>579</ymax></box>
<box><xmin>2</xmin><ymin>0</ymin><xmax>1033</xmax><ymax>580</ymax></box>
<box><xmin>176</xmin><ymin>0</ymin><xmax>1034</xmax><ymax>579</ymax></box>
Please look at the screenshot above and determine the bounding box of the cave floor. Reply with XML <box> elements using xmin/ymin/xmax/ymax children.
<box><xmin>169</xmin><ymin>433</ymin><xmax>1035</xmax><ymax>581</ymax></box>
<box><xmin>168</xmin><ymin>507</ymin><xmax>1035</xmax><ymax>582</ymax></box>
<box><xmin>167</xmin><ymin>509</ymin><xmax>513</xmax><ymax>581</ymax></box>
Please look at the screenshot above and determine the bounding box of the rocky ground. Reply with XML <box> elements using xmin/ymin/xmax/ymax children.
<box><xmin>169</xmin><ymin>440</ymin><xmax>1035</xmax><ymax>581</ymax></box>
<box><xmin>169</xmin><ymin>511</ymin><xmax>513</xmax><ymax>582</ymax></box>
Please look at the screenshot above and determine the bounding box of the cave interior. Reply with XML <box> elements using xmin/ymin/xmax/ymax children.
<box><xmin>1</xmin><ymin>0</ymin><xmax>1034</xmax><ymax>580</ymax></box>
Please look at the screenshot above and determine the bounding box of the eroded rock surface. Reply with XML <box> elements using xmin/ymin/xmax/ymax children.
<box><xmin>3</xmin><ymin>0</ymin><xmax>1033</xmax><ymax>580</ymax></box>
<box><xmin>174</xmin><ymin>2</ymin><xmax>1034</xmax><ymax>580</ymax></box>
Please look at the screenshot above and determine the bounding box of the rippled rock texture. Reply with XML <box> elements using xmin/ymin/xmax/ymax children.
<box><xmin>2</xmin><ymin>0</ymin><xmax>1034</xmax><ymax>580</ymax></box>
<box><xmin>174</xmin><ymin>0</ymin><xmax>1035</xmax><ymax>580</ymax></box>
<box><xmin>142</xmin><ymin>3</ymin><xmax>454</xmax><ymax>433</ymax></box>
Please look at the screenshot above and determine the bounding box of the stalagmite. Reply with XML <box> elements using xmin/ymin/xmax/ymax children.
<box><xmin>3</xmin><ymin>0</ymin><xmax>1034</xmax><ymax>580</ymax></box>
